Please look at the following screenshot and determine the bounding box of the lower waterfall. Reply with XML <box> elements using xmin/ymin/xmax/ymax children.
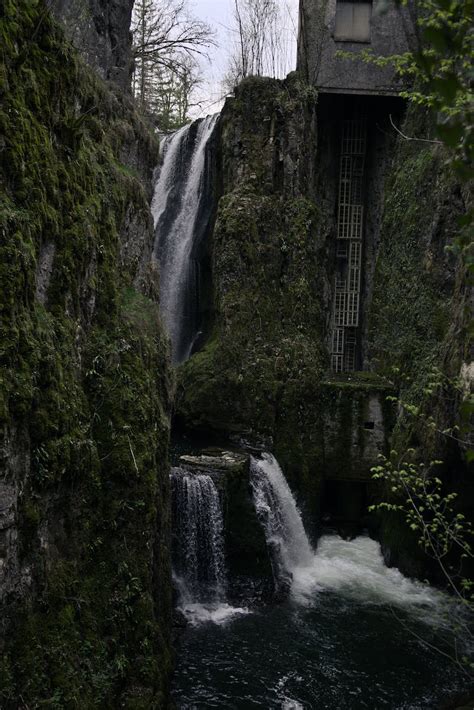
<box><xmin>250</xmin><ymin>453</ymin><xmax>314</xmax><ymax>590</ymax></box>
<box><xmin>171</xmin><ymin>467</ymin><xmax>247</xmax><ymax>625</ymax></box>
<box><xmin>173</xmin><ymin>453</ymin><xmax>465</xmax><ymax>707</ymax></box>
<box><xmin>251</xmin><ymin>453</ymin><xmax>446</xmax><ymax>613</ymax></box>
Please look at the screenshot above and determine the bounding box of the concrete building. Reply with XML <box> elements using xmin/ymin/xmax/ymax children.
<box><xmin>298</xmin><ymin>0</ymin><xmax>412</xmax><ymax>373</ymax></box>
<box><xmin>298</xmin><ymin>0</ymin><xmax>414</xmax><ymax>95</ymax></box>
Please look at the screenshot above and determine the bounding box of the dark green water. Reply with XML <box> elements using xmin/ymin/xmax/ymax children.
<box><xmin>173</xmin><ymin>594</ymin><xmax>463</xmax><ymax>709</ymax></box>
<box><xmin>171</xmin><ymin>455</ymin><xmax>469</xmax><ymax>709</ymax></box>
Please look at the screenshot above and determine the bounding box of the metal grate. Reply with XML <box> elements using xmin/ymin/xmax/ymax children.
<box><xmin>330</xmin><ymin>116</ymin><xmax>367</xmax><ymax>373</ymax></box>
<box><xmin>334</xmin><ymin>290</ymin><xmax>346</xmax><ymax>326</ymax></box>
<box><xmin>341</xmin><ymin>119</ymin><xmax>366</xmax><ymax>155</ymax></box>
<box><xmin>345</xmin><ymin>292</ymin><xmax>360</xmax><ymax>327</ymax></box>
<box><xmin>332</xmin><ymin>353</ymin><xmax>344</xmax><ymax>373</ymax></box>
<box><xmin>337</xmin><ymin>125</ymin><xmax>366</xmax><ymax>241</ymax></box>
<box><xmin>344</xmin><ymin>330</ymin><xmax>357</xmax><ymax>371</ymax></box>
<box><xmin>332</xmin><ymin>327</ymin><xmax>345</xmax><ymax>355</ymax></box>
<box><xmin>348</xmin><ymin>241</ymin><xmax>362</xmax><ymax>293</ymax></box>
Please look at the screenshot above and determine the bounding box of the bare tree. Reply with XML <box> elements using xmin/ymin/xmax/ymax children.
<box><xmin>146</xmin><ymin>56</ymin><xmax>203</xmax><ymax>130</ymax></box>
<box><xmin>132</xmin><ymin>0</ymin><xmax>214</xmax><ymax>127</ymax></box>
<box><xmin>225</xmin><ymin>0</ymin><xmax>296</xmax><ymax>91</ymax></box>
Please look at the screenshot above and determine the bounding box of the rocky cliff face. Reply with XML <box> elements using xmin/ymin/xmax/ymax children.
<box><xmin>367</xmin><ymin>106</ymin><xmax>473</xmax><ymax>577</ymax></box>
<box><xmin>175</xmin><ymin>78</ymin><xmax>471</xmax><ymax>566</ymax></box>
<box><xmin>51</xmin><ymin>0</ymin><xmax>134</xmax><ymax>88</ymax></box>
<box><xmin>175</xmin><ymin>77</ymin><xmax>396</xmax><ymax>530</ymax></box>
<box><xmin>0</xmin><ymin>1</ymin><xmax>172</xmax><ymax>705</ymax></box>
<box><xmin>175</xmin><ymin>76</ymin><xmax>328</xmax><ymax>519</ymax></box>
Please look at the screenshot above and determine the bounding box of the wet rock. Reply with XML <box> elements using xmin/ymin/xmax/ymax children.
<box><xmin>179</xmin><ymin>450</ymin><xmax>249</xmax><ymax>475</ymax></box>
<box><xmin>177</xmin><ymin>449</ymin><xmax>273</xmax><ymax>581</ymax></box>
<box><xmin>51</xmin><ymin>0</ymin><xmax>134</xmax><ymax>89</ymax></box>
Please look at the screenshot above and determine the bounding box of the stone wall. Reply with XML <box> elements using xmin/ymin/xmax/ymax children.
<box><xmin>320</xmin><ymin>378</ymin><xmax>394</xmax><ymax>482</ymax></box>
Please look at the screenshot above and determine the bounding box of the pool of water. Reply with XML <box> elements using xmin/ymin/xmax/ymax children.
<box><xmin>173</xmin><ymin>536</ymin><xmax>466</xmax><ymax>709</ymax></box>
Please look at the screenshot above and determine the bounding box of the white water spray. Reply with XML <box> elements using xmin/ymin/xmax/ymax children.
<box><xmin>250</xmin><ymin>453</ymin><xmax>313</xmax><ymax>588</ymax></box>
<box><xmin>172</xmin><ymin>468</ymin><xmax>227</xmax><ymax>602</ymax></box>
<box><xmin>251</xmin><ymin>453</ymin><xmax>446</xmax><ymax>615</ymax></box>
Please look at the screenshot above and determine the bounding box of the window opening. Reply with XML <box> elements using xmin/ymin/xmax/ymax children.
<box><xmin>334</xmin><ymin>0</ymin><xmax>372</xmax><ymax>43</ymax></box>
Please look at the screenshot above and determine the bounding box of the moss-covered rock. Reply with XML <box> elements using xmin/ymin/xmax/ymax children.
<box><xmin>367</xmin><ymin>105</ymin><xmax>472</xmax><ymax>578</ymax></box>
<box><xmin>0</xmin><ymin>2</ymin><xmax>172</xmax><ymax>706</ymax></box>
<box><xmin>175</xmin><ymin>77</ymin><xmax>330</xmax><ymax>515</ymax></box>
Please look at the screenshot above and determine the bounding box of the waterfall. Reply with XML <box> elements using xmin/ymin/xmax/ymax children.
<box><xmin>172</xmin><ymin>467</ymin><xmax>227</xmax><ymax>604</ymax></box>
<box><xmin>171</xmin><ymin>467</ymin><xmax>249</xmax><ymax>625</ymax></box>
<box><xmin>250</xmin><ymin>453</ymin><xmax>314</xmax><ymax>590</ymax></box>
<box><xmin>250</xmin><ymin>453</ymin><xmax>445</xmax><ymax>615</ymax></box>
<box><xmin>151</xmin><ymin>114</ymin><xmax>219</xmax><ymax>364</ymax></box>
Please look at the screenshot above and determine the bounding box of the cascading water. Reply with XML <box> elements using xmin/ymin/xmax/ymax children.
<box><xmin>250</xmin><ymin>453</ymin><xmax>314</xmax><ymax>590</ymax></box>
<box><xmin>250</xmin><ymin>453</ymin><xmax>447</xmax><ymax>614</ymax></box>
<box><xmin>172</xmin><ymin>467</ymin><xmax>226</xmax><ymax>602</ymax></box>
<box><xmin>175</xmin><ymin>453</ymin><xmax>463</xmax><ymax>707</ymax></box>
<box><xmin>171</xmin><ymin>467</ymin><xmax>248</xmax><ymax>625</ymax></box>
<box><xmin>151</xmin><ymin>114</ymin><xmax>219</xmax><ymax>363</ymax></box>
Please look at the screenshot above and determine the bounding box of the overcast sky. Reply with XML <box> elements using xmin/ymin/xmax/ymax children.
<box><xmin>190</xmin><ymin>0</ymin><xmax>299</xmax><ymax>117</ymax></box>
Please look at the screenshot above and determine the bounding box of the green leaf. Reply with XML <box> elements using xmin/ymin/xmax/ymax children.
<box><xmin>423</xmin><ymin>26</ymin><xmax>448</xmax><ymax>52</ymax></box>
<box><xmin>436</xmin><ymin>121</ymin><xmax>464</xmax><ymax>147</ymax></box>
<box><xmin>465</xmin><ymin>449</ymin><xmax>474</xmax><ymax>464</ymax></box>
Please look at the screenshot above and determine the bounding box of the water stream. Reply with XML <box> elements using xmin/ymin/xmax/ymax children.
<box><xmin>251</xmin><ymin>454</ymin><xmax>445</xmax><ymax>615</ymax></box>
<box><xmin>152</xmin><ymin>115</ymin><xmax>219</xmax><ymax>363</ymax></box>
<box><xmin>173</xmin><ymin>453</ymin><xmax>467</xmax><ymax>708</ymax></box>
<box><xmin>172</xmin><ymin>467</ymin><xmax>248</xmax><ymax>626</ymax></box>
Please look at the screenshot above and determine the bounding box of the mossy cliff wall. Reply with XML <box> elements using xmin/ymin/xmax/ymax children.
<box><xmin>0</xmin><ymin>1</ymin><xmax>172</xmax><ymax>706</ymax></box>
<box><xmin>175</xmin><ymin>77</ymin><xmax>328</xmax><ymax>513</ymax></box>
<box><xmin>367</xmin><ymin>106</ymin><xmax>473</xmax><ymax>577</ymax></box>
<box><xmin>51</xmin><ymin>0</ymin><xmax>135</xmax><ymax>88</ymax></box>
<box><xmin>175</xmin><ymin>78</ymin><xmax>394</xmax><ymax>525</ymax></box>
<box><xmin>176</xmin><ymin>80</ymin><xmax>470</xmax><ymax>569</ymax></box>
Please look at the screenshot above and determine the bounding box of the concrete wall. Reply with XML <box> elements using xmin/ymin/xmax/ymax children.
<box><xmin>321</xmin><ymin>379</ymin><xmax>394</xmax><ymax>482</ymax></box>
<box><xmin>298</xmin><ymin>0</ymin><xmax>414</xmax><ymax>95</ymax></box>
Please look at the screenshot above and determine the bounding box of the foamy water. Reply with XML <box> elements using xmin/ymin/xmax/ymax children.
<box><xmin>251</xmin><ymin>454</ymin><xmax>449</xmax><ymax>623</ymax></box>
<box><xmin>291</xmin><ymin>534</ymin><xmax>447</xmax><ymax>618</ymax></box>
<box><xmin>178</xmin><ymin>602</ymin><xmax>250</xmax><ymax>627</ymax></box>
<box><xmin>174</xmin><ymin>454</ymin><xmax>467</xmax><ymax>707</ymax></box>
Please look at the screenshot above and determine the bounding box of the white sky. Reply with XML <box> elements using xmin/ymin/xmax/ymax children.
<box><xmin>189</xmin><ymin>0</ymin><xmax>300</xmax><ymax>117</ymax></box>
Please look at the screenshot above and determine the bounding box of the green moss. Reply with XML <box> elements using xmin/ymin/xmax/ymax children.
<box><xmin>177</xmin><ymin>190</ymin><xmax>326</xmax><ymax>440</ymax></box>
<box><xmin>0</xmin><ymin>3</ymin><xmax>171</xmax><ymax>706</ymax></box>
<box><xmin>368</xmin><ymin>104</ymin><xmax>466</xmax><ymax>448</ymax></box>
<box><xmin>368</xmin><ymin>112</ymin><xmax>459</xmax><ymax>384</ymax></box>
<box><xmin>367</xmin><ymin>104</ymin><xmax>470</xmax><ymax>576</ymax></box>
